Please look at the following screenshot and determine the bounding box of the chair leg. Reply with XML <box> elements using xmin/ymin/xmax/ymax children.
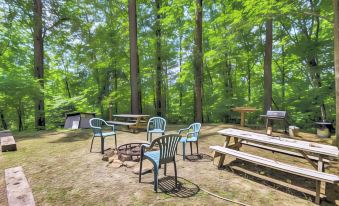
<box><xmin>154</xmin><ymin>167</ymin><xmax>159</xmax><ymax>192</ymax></box>
<box><xmin>150</xmin><ymin>133</ymin><xmax>152</xmax><ymax>142</ymax></box>
<box><xmin>147</xmin><ymin>132</ymin><xmax>149</xmax><ymax>142</ymax></box>
<box><xmin>182</xmin><ymin>142</ymin><xmax>186</xmax><ymax>160</ymax></box>
<box><xmin>164</xmin><ymin>163</ymin><xmax>167</xmax><ymax>176</ymax></box>
<box><xmin>101</xmin><ymin>136</ymin><xmax>104</xmax><ymax>154</ymax></box>
<box><xmin>190</xmin><ymin>142</ymin><xmax>193</xmax><ymax>155</ymax></box>
<box><xmin>196</xmin><ymin>141</ymin><xmax>199</xmax><ymax>155</ymax></box>
<box><xmin>90</xmin><ymin>135</ymin><xmax>95</xmax><ymax>152</ymax></box>
<box><xmin>173</xmin><ymin>159</ymin><xmax>178</xmax><ymax>188</ymax></box>
<box><xmin>139</xmin><ymin>159</ymin><xmax>143</xmax><ymax>183</ymax></box>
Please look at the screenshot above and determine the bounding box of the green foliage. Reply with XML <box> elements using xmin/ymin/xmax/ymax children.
<box><xmin>0</xmin><ymin>0</ymin><xmax>336</xmax><ymax>131</ymax></box>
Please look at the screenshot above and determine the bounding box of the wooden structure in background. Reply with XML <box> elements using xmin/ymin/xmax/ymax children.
<box><xmin>231</xmin><ymin>107</ymin><xmax>257</xmax><ymax>127</ymax></box>
<box><xmin>108</xmin><ymin>114</ymin><xmax>149</xmax><ymax>133</ymax></box>
<box><xmin>5</xmin><ymin>166</ymin><xmax>35</xmax><ymax>206</ymax></box>
<box><xmin>64</xmin><ymin>112</ymin><xmax>96</xmax><ymax>129</ymax></box>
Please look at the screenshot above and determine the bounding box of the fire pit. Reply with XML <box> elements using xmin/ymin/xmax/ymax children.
<box><xmin>117</xmin><ymin>143</ymin><xmax>143</xmax><ymax>162</ymax></box>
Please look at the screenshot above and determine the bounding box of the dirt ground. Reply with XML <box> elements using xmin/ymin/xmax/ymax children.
<box><xmin>0</xmin><ymin>124</ymin><xmax>338</xmax><ymax>206</ymax></box>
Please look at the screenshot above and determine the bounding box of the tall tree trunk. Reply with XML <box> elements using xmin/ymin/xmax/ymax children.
<box><xmin>179</xmin><ymin>35</ymin><xmax>183</xmax><ymax>107</ymax></box>
<box><xmin>247</xmin><ymin>61</ymin><xmax>251</xmax><ymax>102</ymax></box>
<box><xmin>281</xmin><ymin>46</ymin><xmax>286</xmax><ymax>110</ymax></box>
<box><xmin>263</xmin><ymin>19</ymin><xmax>273</xmax><ymax>112</ymax></box>
<box><xmin>0</xmin><ymin>110</ymin><xmax>8</xmax><ymax>130</ymax></box>
<box><xmin>194</xmin><ymin>0</ymin><xmax>203</xmax><ymax>123</ymax></box>
<box><xmin>33</xmin><ymin>0</ymin><xmax>45</xmax><ymax>130</ymax></box>
<box><xmin>17</xmin><ymin>101</ymin><xmax>23</xmax><ymax>131</ymax></box>
<box><xmin>114</xmin><ymin>69</ymin><xmax>118</xmax><ymax>114</ymax></box>
<box><xmin>128</xmin><ymin>0</ymin><xmax>141</xmax><ymax>114</ymax></box>
<box><xmin>155</xmin><ymin>0</ymin><xmax>163</xmax><ymax>117</ymax></box>
<box><xmin>163</xmin><ymin>62</ymin><xmax>168</xmax><ymax>117</ymax></box>
<box><xmin>333</xmin><ymin>0</ymin><xmax>339</xmax><ymax>147</ymax></box>
<box><xmin>223</xmin><ymin>54</ymin><xmax>233</xmax><ymax>97</ymax></box>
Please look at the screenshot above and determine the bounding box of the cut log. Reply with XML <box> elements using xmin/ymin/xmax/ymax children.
<box><xmin>5</xmin><ymin>166</ymin><xmax>35</xmax><ymax>206</ymax></box>
<box><xmin>1</xmin><ymin>133</ymin><xmax>17</xmax><ymax>152</ymax></box>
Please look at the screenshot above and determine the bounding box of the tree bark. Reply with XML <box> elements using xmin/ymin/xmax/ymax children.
<box><xmin>155</xmin><ymin>0</ymin><xmax>163</xmax><ymax>117</ymax></box>
<box><xmin>247</xmin><ymin>61</ymin><xmax>251</xmax><ymax>102</ymax></box>
<box><xmin>17</xmin><ymin>101</ymin><xmax>23</xmax><ymax>131</ymax></box>
<box><xmin>194</xmin><ymin>0</ymin><xmax>203</xmax><ymax>123</ymax></box>
<box><xmin>0</xmin><ymin>110</ymin><xmax>8</xmax><ymax>130</ymax></box>
<box><xmin>263</xmin><ymin>19</ymin><xmax>273</xmax><ymax>113</ymax></box>
<box><xmin>128</xmin><ymin>0</ymin><xmax>141</xmax><ymax>114</ymax></box>
<box><xmin>33</xmin><ymin>0</ymin><xmax>45</xmax><ymax>130</ymax></box>
<box><xmin>333</xmin><ymin>0</ymin><xmax>339</xmax><ymax>147</ymax></box>
<box><xmin>179</xmin><ymin>35</ymin><xmax>183</xmax><ymax>107</ymax></box>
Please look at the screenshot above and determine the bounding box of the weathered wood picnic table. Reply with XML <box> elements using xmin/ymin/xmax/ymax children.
<box><xmin>107</xmin><ymin>114</ymin><xmax>150</xmax><ymax>133</ymax></box>
<box><xmin>212</xmin><ymin>128</ymin><xmax>339</xmax><ymax>204</ymax></box>
<box><xmin>231</xmin><ymin>107</ymin><xmax>257</xmax><ymax>127</ymax></box>
<box><xmin>217</xmin><ymin>128</ymin><xmax>339</xmax><ymax>170</ymax></box>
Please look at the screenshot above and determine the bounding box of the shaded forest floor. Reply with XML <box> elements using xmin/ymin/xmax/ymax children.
<box><xmin>0</xmin><ymin>124</ymin><xmax>338</xmax><ymax>206</ymax></box>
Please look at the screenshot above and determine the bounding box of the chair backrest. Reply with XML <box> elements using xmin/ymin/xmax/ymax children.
<box><xmin>147</xmin><ymin>117</ymin><xmax>166</xmax><ymax>131</ymax></box>
<box><xmin>150</xmin><ymin>134</ymin><xmax>181</xmax><ymax>164</ymax></box>
<box><xmin>89</xmin><ymin>118</ymin><xmax>104</xmax><ymax>134</ymax></box>
<box><xmin>188</xmin><ymin>123</ymin><xmax>201</xmax><ymax>138</ymax></box>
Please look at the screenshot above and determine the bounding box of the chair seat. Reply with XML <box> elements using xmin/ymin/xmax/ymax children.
<box><xmin>148</xmin><ymin>129</ymin><xmax>164</xmax><ymax>133</ymax></box>
<box><xmin>180</xmin><ymin>136</ymin><xmax>198</xmax><ymax>142</ymax></box>
<box><xmin>94</xmin><ymin>131</ymin><xmax>116</xmax><ymax>137</ymax></box>
<box><xmin>144</xmin><ymin>151</ymin><xmax>160</xmax><ymax>167</ymax></box>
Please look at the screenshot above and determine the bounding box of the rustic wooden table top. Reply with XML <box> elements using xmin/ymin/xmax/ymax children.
<box><xmin>218</xmin><ymin>128</ymin><xmax>339</xmax><ymax>157</ymax></box>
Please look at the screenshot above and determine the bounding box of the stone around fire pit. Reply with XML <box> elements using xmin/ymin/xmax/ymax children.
<box><xmin>132</xmin><ymin>160</ymin><xmax>153</xmax><ymax>175</ymax></box>
<box><xmin>102</xmin><ymin>149</ymin><xmax>115</xmax><ymax>161</ymax></box>
<box><xmin>123</xmin><ymin>161</ymin><xmax>138</xmax><ymax>168</ymax></box>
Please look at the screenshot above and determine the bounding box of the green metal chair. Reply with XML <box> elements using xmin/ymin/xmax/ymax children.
<box><xmin>146</xmin><ymin>117</ymin><xmax>166</xmax><ymax>142</ymax></box>
<box><xmin>177</xmin><ymin>123</ymin><xmax>202</xmax><ymax>160</ymax></box>
<box><xmin>89</xmin><ymin>118</ymin><xmax>117</xmax><ymax>154</ymax></box>
<box><xmin>139</xmin><ymin>134</ymin><xmax>181</xmax><ymax>192</ymax></box>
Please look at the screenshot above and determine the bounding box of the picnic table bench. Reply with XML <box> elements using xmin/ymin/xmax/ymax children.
<box><xmin>107</xmin><ymin>114</ymin><xmax>149</xmax><ymax>133</ymax></box>
<box><xmin>5</xmin><ymin>166</ymin><xmax>35</xmax><ymax>206</ymax></box>
<box><xmin>212</xmin><ymin>128</ymin><xmax>339</xmax><ymax>204</ymax></box>
<box><xmin>0</xmin><ymin>130</ymin><xmax>17</xmax><ymax>152</ymax></box>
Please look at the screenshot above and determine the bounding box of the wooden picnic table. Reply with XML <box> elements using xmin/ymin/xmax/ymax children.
<box><xmin>108</xmin><ymin>114</ymin><xmax>150</xmax><ymax>133</ymax></box>
<box><xmin>217</xmin><ymin>128</ymin><xmax>339</xmax><ymax>171</ymax></box>
<box><xmin>216</xmin><ymin>128</ymin><xmax>339</xmax><ymax>204</ymax></box>
<box><xmin>231</xmin><ymin>107</ymin><xmax>258</xmax><ymax>127</ymax></box>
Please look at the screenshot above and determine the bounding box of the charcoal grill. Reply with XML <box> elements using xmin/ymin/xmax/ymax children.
<box><xmin>260</xmin><ymin>110</ymin><xmax>288</xmax><ymax>135</ymax></box>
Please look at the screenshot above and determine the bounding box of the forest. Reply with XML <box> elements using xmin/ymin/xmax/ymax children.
<box><xmin>0</xmin><ymin>0</ymin><xmax>338</xmax><ymax>135</ymax></box>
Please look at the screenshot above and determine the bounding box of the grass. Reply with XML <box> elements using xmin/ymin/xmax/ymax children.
<box><xmin>1</xmin><ymin>124</ymin><xmax>338</xmax><ymax>205</ymax></box>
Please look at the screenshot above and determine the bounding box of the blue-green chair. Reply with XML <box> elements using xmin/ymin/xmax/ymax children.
<box><xmin>177</xmin><ymin>123</ymin><xmax>201</xmax><ymax>160</ymax></box>
<box><xmin>139</xmin><ymin>134</ymin><xmax>181</xmax><ymax>192</ymax></box>
<box><xmin>146</xmin><ymin>117</ymin><xmax>166</xmax><ymax>142</ymax></box>
<box><xmin>89</xmin><ymin>118</ymin><xmax>117</xmax><ymax>154</ymax></box>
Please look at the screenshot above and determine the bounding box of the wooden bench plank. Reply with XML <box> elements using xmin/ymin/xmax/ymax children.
<box><xmin>210</xmin><ymin>146</ymin><xmax>339</xmax><ymax>183</ymax></box>
<box><xmin>241</xmin><ymin>141</ymin><xmax>330</xmax><ymax>163</ymax></box>
<box><xmin>1</xmin><ymin>134</ymin><xmax>17</xmax><ymax>152</ymax></box>
<box><xmin>5</xmin><ymin>166</ymin><xmax>35</xmax><ymax>206</ymax></box>
<box><xmin>229</xmin><ymin>165</ymin><xmax>325</xmax><ymax>198</ymax></box>
<box><xmin>106</xmin><ymin>121</ymin><xmax>136</xmax><ymax>126</ymax></box>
